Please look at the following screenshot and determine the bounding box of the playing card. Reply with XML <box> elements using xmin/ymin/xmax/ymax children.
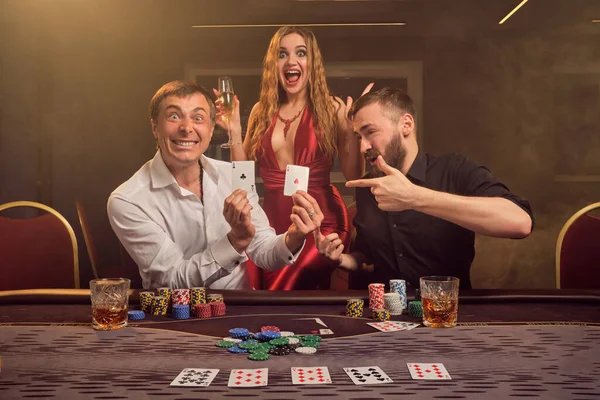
<box><xmin>291</xmin><ymin>366</ymin><xmax>332</xmax><ymax>385</ymax></box>
<box><xmin>283</xmin><ymin>164</ymin><xmax>309</xmax><ymax>196</ymax></box>
<box><xmin>407</xmin><ymin>363</ymin><xmax>452</xmax><ymax>380</ymax></box>
<box><xmin>319</xmin><ymin>328</ymin><xmax>334</xmax><ymax>335</ymax></box>
<box><xmin>232</xmin><ymin>161</ymin><xmax>256</xmax><ymax>193</ymax></box>
<box><xmin>228</xmin><ymin>368</ymin><xmax>268</xmax><ymax>387</ymax></box>
<box><xmin>343</xmin><ymin>366</ymin><xmax>393</xmax><ymax>385</ymax></box>
<box><xmin>367</xmin><ymin>321</ymin><xmax>420</xmax><ymax>332</ymax></box>
<box><xmin>170</xmin><ymin>368</ymin><xmax>219</xmax><ymax>387</ymax></box>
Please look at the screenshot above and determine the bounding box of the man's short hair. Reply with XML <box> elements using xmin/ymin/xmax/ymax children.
<box><xmin>348</xmin><ymin>87</ymin><xmax>417</xmax><ymax>126</ymax></box>
<box><xmin>149</xmin><ymin>81</ymin><xmax>216</xmax><ymax>126</ymax></box>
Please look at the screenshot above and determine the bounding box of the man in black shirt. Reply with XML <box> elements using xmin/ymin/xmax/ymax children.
<box><xmin>316</xmin><ymin>87</ymin><xmax>533</xmax><ymax>289</ymax></box>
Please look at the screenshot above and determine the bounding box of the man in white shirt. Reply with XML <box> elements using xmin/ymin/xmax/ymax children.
<box><xmin>107</xmin><ymin>81</ymin><xmax>324</xmax><ymax>289</ymax></box>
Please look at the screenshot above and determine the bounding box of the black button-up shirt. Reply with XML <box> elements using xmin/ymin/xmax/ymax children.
<box><xmin>352</xmin><ymin>151</ymin><xmax>533</xmax><ymax>290</ymax></box>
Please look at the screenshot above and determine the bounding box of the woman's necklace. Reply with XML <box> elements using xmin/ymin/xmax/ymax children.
<box><xmin>277</xmin><ymin>105</ymin><xmax>306</xmax><ymax>139</ymax></box>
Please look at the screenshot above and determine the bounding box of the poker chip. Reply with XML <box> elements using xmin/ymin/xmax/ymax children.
<box><xmin>238</xmin><ymin>341</ymin><xmax>261</xmax><ymax>350</ymax></box>
<box><xmin>389</xmin><ymin>279</ymin><xmax>408</xmax><ymax>309</ymax></box>
<box><xmin>192</xmin><ymin>303</ymin><xmax>211</xmax><ymax>318</ymax></box>
<box><xmin>227</xmin><ymin>345</ymin><xmax>249</xmax><ymax>354</ymax></box>
<box><xmin>261</xmin><ymin>325</ymin><xmax>280</xmax><ymax>332</ymax></box>
<box><xmin>408</xmin><ymin>300</ymin><xmax>423</xmax><ymax>318</ymax></box>
<box><xmin>287</xmin><ymin>337</ymin><xmax>300</xmax><ymax>345</ymax></box>
<box><xmin>301</xmin><ymin>341</ymin><xmax>320</xmax><ymax>348</ymax></box>
<box><xmin>210</xmin><ymin>301</ymin><xmax>226</xmax><ymax>317</ymax></box>
<box><xmin>269</xmin><ymin>337</ymin><xmax>289</xmax><ymax>346</ymax></box>
<box><xmin>346</xmin><ymin>298</ymin><xmax>364</xmax><ymax>318</ymax></box>
<box><xmin>139</xmin><ymin>292</ymin><xmax>155</xmax><ymax>313</ymax></box>
<box><xmin>127</xmin><ymin>310</ymin><xmax>145</xmax><ymax>320</ymax></box>
<box><xmin>372</xmin><ymin>308</ymin><xmax>391</xmax><ymax>321</ymax></box>
<box><xmin>368</xmin><ymin>283</ymin><xmax>385</xmax><ymax>310</ymax></box>
<box><xmin>172</xmin><ymin>289</ymin><xmax>190</xmax><ymax>305</ymax></box>
<box><xmin>384</xmin><ymin>292</ymin><xmax>404</xmax><ymax>316</ymax></box>
<box><xmin>222</xmin><ymin>337</ymin><xmax>242</xmax><ymax>343</ymax></box>
<box><xmin>269</xmin><ymin>347</ymin><xmax>290</xmax><ymax>356</ymax></box>
<box><xmin>301</xmin><ymin>335</ymin><xmax>322</xmax><ymax>342</ymax></box>
<box><xmin>248</xmin><ymin>352</ymin><xmax>270</xmax><ymax>361</ymax></box>
<box><xmin>279</xmin><ymin>331</ymin><xmax>295</xmax><ymax>337</ymax></box>
<box><xmin>295</xmin><ymin>346</ymin><xmax>317</xmax><ymax>355</ymax></box>
<box><xmin>172</xmin><ymin>304</ymin><xmax>190</xmax><ymax>320</ymax></box>
<box><xmin>249</xmin><ymin>344</ymin><xmax>272</xmax><ymax>353</ymax></box>
<box><xmin>215</xmin><ymin>340</ymin><xmax>235</xmax><ymax>348</ymax></box>
<box><xmin>190</xmin><ymin>287</ymin><xmax>207</xmax><ymax>305</ymax></box>
<box><xmin>261</xmin><ymin>330</ymin><xmax>281</xmax><ymax>341</ymax></box>
<box><xmin>229</xmin><ymin>328</ymin><xmax>250</xmax><ymax>339</ymax></box>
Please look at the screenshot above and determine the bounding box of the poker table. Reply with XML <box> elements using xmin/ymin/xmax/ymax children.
<box><xmin>1</xmin><ymin>289</ymin><xmax>600</xmax><ymax>400</ymax></box>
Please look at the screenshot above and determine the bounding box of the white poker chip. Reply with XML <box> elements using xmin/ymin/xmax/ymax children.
<box><xmin>287</xmin><ymin>337</ymin><xmax>300</xmax><ymax>345</ymax></box>
<box><xmin>295</xmin><ymin>346</ymin><xmax>317</xmax><ymax>355</ymax></box>
<box><xmin>222</xmin><ymin>337</ymin><xmax>242</xmax><ymax>343</ymax></box>
<box><xmin>279</xmin><ymin>331</ymin><xmax>295</xmax><ymax>337</ymax></box>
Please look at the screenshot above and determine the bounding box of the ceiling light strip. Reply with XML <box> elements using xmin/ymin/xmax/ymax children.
<box><xmin>192</xmin><ymin>22</ymin><xmax>406</xmax><ymax>29</ymax></box>
<box><xmin>498</xmin><ymin>0</ymin><xmax>529</xmax><ymax>25</ymax></box>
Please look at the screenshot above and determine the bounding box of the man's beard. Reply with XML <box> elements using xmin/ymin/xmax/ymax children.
<box><xmin>364</xmin><ymin>132</ymin><xmax>406</xmax><ymax>178</ymax></box>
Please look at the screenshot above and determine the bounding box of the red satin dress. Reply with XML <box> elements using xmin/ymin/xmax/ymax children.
<box><xmin>246</xmin><ymin>108</ymin><xmax>350</xmax><ymax>290</ymax></box>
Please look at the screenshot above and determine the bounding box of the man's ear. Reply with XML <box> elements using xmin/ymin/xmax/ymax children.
<box><xmin>151</xmin><ymin>119</ymin><xmax>158</xmax><ymax>139</ymax></box>
<box><xmin>401</xmin><ymin>113</ymin><xmax>415</xmax><ymax>137</ymax></box>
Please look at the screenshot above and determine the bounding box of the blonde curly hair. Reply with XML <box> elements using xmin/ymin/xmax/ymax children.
<box><xmin>247</xmin><ymin>26</ymin><xmax>340</xmax><ymax>160</ymax></box>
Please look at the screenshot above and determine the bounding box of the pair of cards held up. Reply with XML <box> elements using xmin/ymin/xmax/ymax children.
<box><xmin>232</xmin><ymin>161</ymin><xmax>309</xmax><ymax>196</ymax></box>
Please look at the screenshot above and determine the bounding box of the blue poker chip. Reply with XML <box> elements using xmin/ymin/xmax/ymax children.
<box><xmin>252</xmin><ymin>332</ymin><xmax>265</xmax><ymax>341</ymax></box>
<box><xmin>172</xmin><ymin>304</ymin><xmax>190</xmax><ymax>320</ymax></box>
<box><xmin>229</xmin><ymin>328</ymin><xmax>250</xmax><ymax>339</ymax></box>
<box><xmin>261</xmin><ymin>330</ymin><xmax>281</xmax><ymax>340</ymax></box>
<box><xmin>128</xmin><ymin>310</ymin><xmax>145</xmax><ymax>320</ymax></box>
<box><xmin>228</xmin><ymin>345</ymin><xmax>249</xmax><ymax>354</ymax></box>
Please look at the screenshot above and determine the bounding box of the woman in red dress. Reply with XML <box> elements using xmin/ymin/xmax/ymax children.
<box><xmin>228</xmin><ymin>27</ymin><xmax>368</xmax><ymax>289</ymax></box>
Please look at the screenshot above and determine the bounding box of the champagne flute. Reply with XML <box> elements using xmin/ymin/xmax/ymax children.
<box><xmin>218</xmin><ymin>76</ymin><xmax>235</xmax><ymax>149</ymax></box>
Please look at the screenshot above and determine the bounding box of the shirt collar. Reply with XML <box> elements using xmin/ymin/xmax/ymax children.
<box><xmin>150</xmin><ymin>151</ymin><xmax>220</xmax><ymax>190</ymax></box>
<box><xmin>406</xmin><ymin>150</ymin><xmax>426</xmax><ymax>183</ymax></box>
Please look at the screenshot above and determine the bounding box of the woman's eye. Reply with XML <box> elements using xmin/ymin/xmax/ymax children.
<box><xmin>297</xmin><ymin>50</ymin><xmax>306</xmax><ymax>57</ymax></box>
<box><xmin>278</xmin><ymin>51</ymin><xmax>287</xmax><ymax>59</ymax></box>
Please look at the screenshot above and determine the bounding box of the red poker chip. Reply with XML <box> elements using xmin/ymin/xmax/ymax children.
<box><xmin>261</xmin><ymin>325</ymin><xmax>280</xmax><ymax>332</ymax></box>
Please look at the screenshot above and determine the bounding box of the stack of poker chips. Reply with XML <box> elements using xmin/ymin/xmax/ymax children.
<box><xmin>389</xmin><ymin>279</ymin><xmax>407</xmax><ymax>309</ymax></box>
<box><xmin>210</xmin><ymin>301</ymin><xmax>226</xmax><ymax>317</ymax></box>
<box><xmin>345</xmin><ymin>298</ymin><xmax>364</xmax><ymax>318</ymax></box>
<box><xmin>157</xmin><ymin>287</ymin><xmax>173</xmax><ymax>313</ymax></box>
<box><xmin>152</xmin><ymin>295</ymin><xmax>168</xmax><ymax>315</ymax></box>
<box><xmin>128</xmin><ymin>310</ymin><xmax>145</xmax><ymax>321</ymax></box>
<box><xmin>372</xmin><ymin>309</ymin><xmax>391</xmax><ymax>321</ymax></box>
<box><xmin>139</xmin><ymin>292</ymin><xmax>155</xmax><ymax>313</ymax></box>
<box><xmin>368</xmin><ymin>283</ymin><xmax>385</xmax><ymax>310</ymax></box>
<box><xmin>207</xmin><ymin>293</ymin><xmax>224</xmax><ymax>303</ymax></box>
<box><xmin>408</xmin><ymin>301</ymin><xmax>423</xmax><ymax>318</ymax></box>
<box><xmin>218</xmin><ymin>327</ymin><xmax>321</xmax><ymax>360</ymax></box>
<box><xmin>384</xmin><ymin>292</ymin><xmax>404</xmax><ymax>315</ymax></box>
<box><xmin>192</xmin><ymin>303</ymin><xmax>212</xmax><ymax>318</ymax></box>
<box><xmin>172</xmin><ymin>289</ymin><xmax>190</xmax><ymax>305</ymax></box>
<box><xmin>172</xmin><ymin>304</ymin><xmax>190</xmax><ymax>319</ymax></box>
<box><xmin>190</xmin><ymin>287</ymin><xmax>207</xmax><ymax>306</ymax></box>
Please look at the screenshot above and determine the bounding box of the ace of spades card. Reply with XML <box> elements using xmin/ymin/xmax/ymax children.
<box><xmin>169</xmin><ymin>368</ymin><xmax>219</xmax><ymax>387</ymax></box>
<box><xmin>283</xmin><ymin>164</ymin><xmax>310</xmax><ymax>196</ymax></box>
<box><xmin>232</xmin><ymin>161</ymin><xmax>256</xmax><ymax>193</ymax></box>
<box><xmin>343</xmin><ymin>366</ymin><xmax>393</xmax><ymax>385</ymax></box>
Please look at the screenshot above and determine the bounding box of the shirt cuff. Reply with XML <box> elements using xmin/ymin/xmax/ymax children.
<box><xmin>278</xmin><ymin>232</ymin><xmax>305</xmax><ymax>264</ymax></box>
<box><xmin>211</xmin><ymin>235</ymin><xmax>248</xmax><ymax>272</ymax></box>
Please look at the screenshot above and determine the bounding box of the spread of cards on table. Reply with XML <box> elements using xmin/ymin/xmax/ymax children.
<box><xmin>170</xmin><ymin>324</ymin><xmax>451</xmax><ymax>387</ymax></box>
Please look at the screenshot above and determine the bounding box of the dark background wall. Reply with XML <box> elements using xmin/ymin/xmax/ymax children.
<box><xmin>1</xmin><ymin>0</ymin><xmax>599</xmax><ymax>288</ymax></box>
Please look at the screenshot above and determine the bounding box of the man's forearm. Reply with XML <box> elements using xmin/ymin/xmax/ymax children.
<box><xmin>414</xmin><ymin>188</ymin><xmax>532</xmax><ymax>238</ymax></box>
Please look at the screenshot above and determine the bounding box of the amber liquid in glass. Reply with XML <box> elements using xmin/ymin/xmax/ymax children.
<box><xmin>92</xmin><ymin>305</ymin><xmax>128</xmax><ymax>330</ymax></box>
<box><xmin>422</xmin><ymin>297</ymin><xmax>458</xmax><ymax>328</ymax></box>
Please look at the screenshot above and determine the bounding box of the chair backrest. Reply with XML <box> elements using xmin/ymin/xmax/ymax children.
<box><xmin>556</xmin><ymin>202</ymin><xmax>600</xmax><ymax>289</ymax></box>
<box><xmin>76</xmin><ymin>200</ymin><xmax>100</xmax><ymax>280</ymax></box>
<box><xmin>0</xmin><ymin>201</ymin><xmax>79</xmax><ymax>290</ymax></box>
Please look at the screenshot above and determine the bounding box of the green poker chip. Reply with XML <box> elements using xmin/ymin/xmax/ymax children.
<box><xmin>301</xmin><ymin>335</ymin><xmax>322</xmax><ymax>342</ymax></box>
<box><xmin>269</xmin><ymin>338</ymin><xmax>289</xmax><ymax>346</ymax></box>
<box><xmin>408</xmin><ymin>300</ymin><xmax>423</xmax><ymax>318</ymax></box>
<box><xmin>215</xmin><ymin>340</ymin><xmax>235</xmax><ymax>348</ymax></box>
<box><xmin>248</xmin><ymin>352</ymin><xmax>271</xmax><ymax>361</ymax></box>
<box><xmin>301</xmin><ymin>341</ymin><xmax>321</xmax><ymax>348</ymax></box>
<box><xmin>238</xmin><ymin>342</ymin><xmax>262</xmax><ymax>350</ymax></box>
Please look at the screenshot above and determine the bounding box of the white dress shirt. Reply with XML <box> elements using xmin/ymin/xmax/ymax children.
<box><xmin>107</xmin><ymin>152</ymin><xmax>302</xmax><ymax>289</ymax></box>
